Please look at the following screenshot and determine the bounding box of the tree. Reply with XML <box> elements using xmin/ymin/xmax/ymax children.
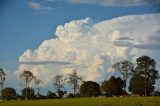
<box><xmin>68</xmin><ymin>93</ymin><xmax>74</xmax><ymax>98</ymax></box>
<box><xmin>47</xmin><ymin>91</ymin><xmax>57</xmax><ymax>99</ymax></box>
<box><xmin>58</xmin><ymin>90</ymin><xmax>67</xmax><ymax>98</ymax></box>
<box><xmin>2</xmin><ymin>87</ymin><xmax>16</xmax><ymax>100</ymax></box>
<box><xmin>22</xmin><ymin>88</ymin><xmax>35</xmax><ymax>99</ymax></box>
<box><xmin>112</xmin><ymin>60</ymin><xmax>134</xmax><ymax>94</ymax></box>
<box><xmin>53</xmin><ymin>74</ymin><xmax>66</xmax><ymax>98</ymax></box>
<box><xmin>19</xmin><ymin>70</ymin><xmax>34</xmax><ymax>100</ymax></box>
<box><xmin>135</xmin><ymin>56</ymin><xmax>159</xmax><ymax>96</ymax></box>
<box><xmin>129</xmin><ymin>74</ymin><xmax>154</xmax><ymax>96</ymax></box>
<box><xmin>101</xmin><ymin>76</ymin><xmax>124</xmax><ymax>97</ymax></box>
<box><xmin>80</xmin><ymin>81</ymin><xmax>101</xmax><ymax>97</ymax></box>
<box><xmin>34</xmin><ymin>77</ymin><xmax>42</xmax><ymax>98</ymax></box>
<box><xmin>68</xmin><ymin>69</ymin><xmax>82</xmax><ymax>96</ymax></box>
<box><xmin>0</xmin><ymin>68</ymin><xmax>6</xmax><ymax>100</ymax></box>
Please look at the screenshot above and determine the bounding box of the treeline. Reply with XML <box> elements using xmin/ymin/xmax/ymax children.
<box><xmin>0</xmin><ymin>55</ymin><xmax>160</xmax><ymax>101</ymax></box>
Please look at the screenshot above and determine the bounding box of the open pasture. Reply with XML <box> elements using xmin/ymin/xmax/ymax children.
<box><xmin>0</xmin><ymin>97</ymin><xmax>160</xmax><ymax>106</ymax></box>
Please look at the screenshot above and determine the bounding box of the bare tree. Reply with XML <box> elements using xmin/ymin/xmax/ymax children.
<box><xmin>19</xmin><ymin>70</ymin><xmax>34</xmax><ymax>100</ymax></box>
<box><xmin>34</xmin><ymin>77</ymin><xmax>42</xmax><ymax>98</ymax></box>
<box><xmin>53</xmin><ymin>74</ymin><xmax>66</xmax><ymax>98</ymax></box>
<box><xmin>112</xmin><ymin>60</ymin><xmax>134</xmax><ymax>95</ymax></box>
<box><xmin>68</xmin><ymin>68</ymin><xmax>82</xmax><ymax>95</ymax></box>
<box><xmin>0</xmin><ymin>68</ymin><xmax>6</xmax><ymax>100</ymax></box>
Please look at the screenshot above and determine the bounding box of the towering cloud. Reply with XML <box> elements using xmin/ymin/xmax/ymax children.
<box><xmin>16</xmin><ymin>13</ymin><xmax>160</xmax><ymax>86</ymax></box>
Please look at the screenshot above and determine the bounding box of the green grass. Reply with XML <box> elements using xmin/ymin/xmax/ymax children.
<box><xmin>0</xmin><ymin>97</ymin><xmax>160</xmax><ymax>106</ymax></box>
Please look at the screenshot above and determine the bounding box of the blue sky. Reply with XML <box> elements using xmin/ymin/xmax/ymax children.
<box><xmin>0</xmin><ymin>0</ymin><xmax>160</xmax><ymax>94</ymax></box>
<box><xmin>0</xmin><ymin>0</ymin><xmax>160</xmax><ymax>71</ymax></box>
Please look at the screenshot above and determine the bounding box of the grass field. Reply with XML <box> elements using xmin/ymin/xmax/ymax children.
<box><xmin>0</xmin><ymin>97</ymin><xmax>160</xmax><ymax>106</ymax></box>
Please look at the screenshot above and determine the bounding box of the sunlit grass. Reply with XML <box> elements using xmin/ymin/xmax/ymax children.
<box><xmin>0</xmin><ymin>97</ymin><xmax>160</xmax><ymax>106</ymax></box>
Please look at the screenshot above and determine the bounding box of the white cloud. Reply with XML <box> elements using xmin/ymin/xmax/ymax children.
<box><xmin>28</xmin><ymin>1</ymin><xmax>42</xmax><ymax>10</ymax></box>
<box><xmin>16</xmin><ymin>13</ymin><xmax>160</xmax><ymax>87</ymax></box>
<box><xmin>65</xmin><ymin>0</ymin><xmax>160</xmax><ymax>6</ymax></box>
<box><xmin>66</xmin><ymin>0</ymin><xmax>97</xmax><ymax>4</ymax></box>
<box><xmin>27</xmin><ymin>1</ymin><xmax>52</xmax><ymax>14</ymax></box>
<box><xmin>46</xmin><ymin>0</ymin><xmax>56</xmax><ymax>2</ymax></box>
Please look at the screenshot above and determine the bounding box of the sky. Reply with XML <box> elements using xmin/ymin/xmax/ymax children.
<box><xmin>0</xmin><ymin>0</ymin><xmax>160</xmax><ymax>94</ymax></box>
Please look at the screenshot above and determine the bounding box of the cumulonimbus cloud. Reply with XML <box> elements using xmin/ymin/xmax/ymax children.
<box><xmin>16</xmin><ymin>13</ymin><xmax>160</xmax><ymax>86</ymax></box>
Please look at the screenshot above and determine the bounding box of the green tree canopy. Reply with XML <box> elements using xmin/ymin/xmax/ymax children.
<box><xmin>80</xmin><ymin>81</ymin><xmax>101</xmax><ymax>97</ymax></box>
<box><xmin>19</xmin><ymin>70</ymin><xmax>34</xmax><ymax>100</ymax></box>
<box><xmin>129</xmin><ymin>74</ymin><xmax>154</xmax><ymax>96</ymax></box>
<box><xmin>112</xmin><ymin>60</ymin><xmax>134</xmax><ymax>94</ymax></box>
<box><xmin>47</xmin><ymin>91</ymin><xmax>57</xmax><ymax>99</ymax></box>
<box><xmin>0</xmin><ymin>68</ymin><xmax>6</xmax><ymax>100</ymax></box>
<box><xmin>2</xmin><ymin>87</ymin><xmax>16</xmax><ymax>100</ymax></box>
<box><xmin>134</xmin><ymin>56</ymin><xmax>159</xmax><ymax>96</ymax></box>
<box><xmin>22</xmin><ymin>88</ymin><xmax>35</xmax><ymax>99</ymax></box>
<box><xmin>101</xmin><ymin>76</ymin><xmax>124</xmax><ymax>97</ymax></box>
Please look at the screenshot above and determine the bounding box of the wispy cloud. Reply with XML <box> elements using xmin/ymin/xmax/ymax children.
<box><xmin>28</xmin><ymin>1</ymin><xmax>53</xmax><ymax>10</ymax></box>
<box><xmin>66</xmin><ymin>0</ymin><xmax>97</xmax><ymax>4</ymax></box>
<box><xmin>115</xmin><ymin>37</ymin><xmax>133</xmax><ymax>41</ymax></box>
<box><xmin>148</xmin><ymin>31</ymin><xmax>160</xmax><ymax>42</ymax></box>
<box><xmin>46</xmin><ymin>0</ymin><xmax>56</xmax><ymax>2</ymax></box>
<box><xmin>113</xmin><ymin>37</ymin><xmax>134</xmax><ymax>47</ymax></box>
<box><xmin>27</xmin><ymin>1</ymin><xmax>53</xmax><ymax>14</ymax></box>
<box><xmin>19</xmin><ymin>61</ymin><xmax>71</xmax><ymax>66</ymax></box>
<box><xmin>65</xmin><ymin>0</ymin><xmax>160</xmax><ymax>6</ymax></box>
<box><xmin>155</xmin><ymin>0</ymin><xmax>160</xmax><ymax>5</ymax></box>
<box><xmin>133</xmin><ymin>43</ymin><xmax>160</xmax><ymax>50</ymax></box>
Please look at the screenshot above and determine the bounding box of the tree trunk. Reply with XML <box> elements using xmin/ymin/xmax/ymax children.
<box><xmin>144</xmin><ymin>75</ymin><xmax>147</xmax><ymax>96</ymax></box>
<box><xmin>123</xmin><ymin>80</ymin><xmax>126</xmax><ymax>96</ymax></box>
<box><xmin>144</xmin><ymin>62</ymin><xmax>148</xmax><ymax>96</ymax></box>
<box><xmin>0</xmin><ymin>82</ymin><xmax>3</xmax><ymax>100</ymax></box>
<box><xmin>37</xmin><ymin>86</ymin><xmax>40</xmax><ymax>98</ymax></box>
<box><xmin>25</xmin><ymin>79</ymin><xmax>28</xmax><ymax>100</ymax></box>
<box><xmin>73</xmin><ymin>80</ymin><xmax>76</xmax><ymax>96</ymax></box>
